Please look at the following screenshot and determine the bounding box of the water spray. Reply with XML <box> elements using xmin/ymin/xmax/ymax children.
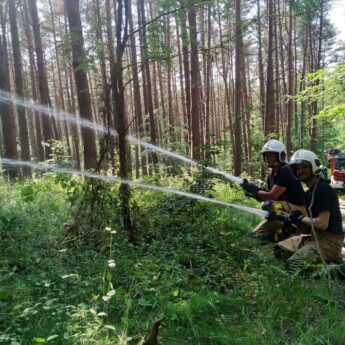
<box><xmin>0</xmin><ymin>158</ymin><xmax>266</xmax><ymax>218</ymax></box>
<box><xmin>0</xmin><ymin>90</ymin><xmax>244</xmax><ymax>185</ymax></box>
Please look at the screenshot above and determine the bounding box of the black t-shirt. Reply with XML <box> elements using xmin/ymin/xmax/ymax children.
<box><xmin>267</xmin><ymin>164</ymin><xmax>305</xmax><ymax>206</ymax></box>
<box><xmin>305</xmin><ymin>179</ymin><xmax>344</xmax><ymax>235</ymax></box>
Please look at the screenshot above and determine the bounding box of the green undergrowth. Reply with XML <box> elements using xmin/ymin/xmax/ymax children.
<box><xmin>1</xmin><ymin>175</ymin><xmax>345</xmax><ymax>345</ymax></box>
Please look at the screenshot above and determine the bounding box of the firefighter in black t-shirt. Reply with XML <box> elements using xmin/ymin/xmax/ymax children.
<box><xmin>276</xmin><ymin>149</ymin><xmax>344</xmax><ymax>272</ymax></box>
<box><xmin>241</xmin><ymin>139</ymin><xmax>306</xmax><ymax>241</ymax></box>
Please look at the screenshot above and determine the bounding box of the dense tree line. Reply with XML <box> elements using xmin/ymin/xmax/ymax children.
<box><xmin>0</xmin><ymin>0</ymin><xmax>342</xmax><ymax>179</ymax></box>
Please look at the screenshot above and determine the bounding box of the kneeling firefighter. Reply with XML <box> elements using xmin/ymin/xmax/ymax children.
<box><xmin>241</xmin><ymin>139</ymin><xmax>306</xmax><ymax>241</ymax></box>
<box><xmin>272</xmin><ymin>149</ymin><xmax>345</xmax><ymax>273</ymax></box>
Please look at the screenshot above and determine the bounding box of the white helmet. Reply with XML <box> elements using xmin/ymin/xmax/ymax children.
<box><xmin>289</xmin><ymin>149</ymin><xmax>321</xmax><ymax>175</ymax></box>
<box><xmin>260</xmin><ymin>139</ymin><xmax>287</xmax><ymax>163</ymax></box>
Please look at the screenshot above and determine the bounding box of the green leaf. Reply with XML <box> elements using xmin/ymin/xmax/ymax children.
<box><xmin>47</xmin><ymin>334</ymin><xmax>59</xmax><ymax>342</ymax></box>
<box><xmin>172</xmin><ymin>290</ymin><xmax>179</xmax><ymax>297</ymax></box>
<box><xmin>47</xmin><ymin>335</ymin><xmax>59</xmax><ymax>341</ymax></box>
<box><xmin>34</xmin><ymin>338</ymin><xmax>46</xmax><ymax>343</ymax></box>
<box><xmin>104</xmin><ymin>325</ymin><xmax>116</xmax><ymax>331</ymax></box>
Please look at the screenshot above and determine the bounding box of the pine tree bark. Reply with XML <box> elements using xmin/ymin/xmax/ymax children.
<box><xmin>175</xmin><ymin>19</ymin><xmax>188</xmax><ymax>152</ymax></box>
<box><xmin>8</xmin><ymin>0</ymin><xmax>31</xmax><ymax>177</ymax></box>
<box><xmin>112</xmin><ymin>0</ymin><xmax>134</xmax><ymax>240</ymax></box>
<box><xmin>273</xmin><ymin>0</ymin><xmax>280</xmax><ymax>135</ymax></box>
<box><xmin>217</xmin><ymin>7</ymin><xmax>234</xmax><ymax>161</ymax></box>
<box><xmin>181</xmin><ymin>12</ymin><xmax>191</xmax><ymax>156</ymax></box>
<box><xmin>138</xmin><ymin>0</ymin><xmax>158</xmax><ymax>168</ymax></box>
<box><xmin>65</xmin><ymin>0</ymin><xmax>97</xmax><ymax>169</ymax></box>
<box><xmin>286</xmin><ymin>3</ymin><xmax>293</xmax><ymax>157</ymax></box>
<box><xmin>128</xmin><ymin>1</ymin><xmax>147</xmax><ymax>175</ymax></box>
<box><xmin>103</xmin><ymin>0</ymin><xmax>117</xmax><ymax>172</ymax></box>
<box><xmin>156</xmin><ymin>63</ymin><xmax>166</xmax><ymax>147</ymax></box>
<box><xmin>256</xmin><ymin>0</ymin><xmax>265</xmax><ymax>126</ymax></box>
<box><xmin>0</xmin><ymin>5</ymin><xmax>18</xmax><ymax>179</ymax></box>
<box><xmin>188</xmin><ymin>5</ymin><xmax>201</xmax><ymax>160</ymax></box>
<box><xmin>63</xmin><ymin>6</ymin><xmax>81</xmax><ymax>168</ymax></box>
<box><xmin>204</xmin><ymin>7</ymin><xmax>212</xmax><ymax>160</ymax></box>
<box><xmin>165</xmin><ymin>15</ymin><xmax>175</xmax><ymax>141</ymax></box>
<box><xmin>310</xmin><ymin>0</ymin><xmax>324</xmax><ymax>151</ymax></box>
<box><xmin>48</xmin><ymin>0</ymin><xmax>71</xmax><ymax>157</ymax></box>
<box><xmin>29</xmin><ymin>0</ymin><xmax>57</xmax><ymax>159</ymax></box>
<box><xmin>264</xmin><ymin>0</ymin><xmax>275</xmax><ymax>137</ymax></box>
<box><xmin>299</xmin><ymin>21</ymin><xmax>308</xmax><ymax>147</ymax></box>
<box><xmin>22</xmin><ymin>0</ymin><xmax>44</xmax><ymax>162</ymax></box>
<box><xmin>233</xmin><ymin>0</ymin><xmax>242</xmax><ymax>175</ymax></box>
<box><xmin>241</xmin><ymin>48</ymin><xmax>253</xmax><ymax>175</ymax></box>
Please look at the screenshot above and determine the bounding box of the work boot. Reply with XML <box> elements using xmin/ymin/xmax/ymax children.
<box><xmin>249</xmin><ymin>232</ymin><xmax>260</xmax><ymax>239</ymax></box>
<box><xmin>248</xmin><ymin>232</ymin><xmax>270</xmax><ymax>245</ymax></box>
<box><xmin>273</xmin><ymin>245</ymin><xmax>290</xmax><ymax>262</ymax></box>
<box><xmin>286</xmin><ymin>256</ymin><xmax>307</xmax><ymax>274</ymax></box>
<box><xmin>338</xmin><ymin>264</ymin><xmax>345</xmax><ymax>280</ymax></box>
<box><xmin>324</xmin><ymin>257</ymin><xmax>345</xmax><ymax>280</ymax></box>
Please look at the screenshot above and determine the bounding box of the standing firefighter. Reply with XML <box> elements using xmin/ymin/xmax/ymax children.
<box><xmin>276</xmin><ymin>149</ymin><xmax>344</xmax><ymax>273</ymax></box>
<box><xmin>241</xmin><ymin>139</ymin><xmax>305</xmax><ymax>241</ymax></box>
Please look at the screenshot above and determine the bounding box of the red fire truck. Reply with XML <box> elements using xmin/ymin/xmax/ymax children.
<box><xmin>327</xmin><ymin>149</ymin><xmax>345</xmax><ymax>190</ymax></box>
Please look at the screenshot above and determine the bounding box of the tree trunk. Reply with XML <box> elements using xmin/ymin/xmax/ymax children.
<box><xmin>65</xmin><ymin>0</ymin><xmax>97</xmax><ymax>169</ymax></box>
<box><xmin>165</xmin><ymin>15</ymin><xmax>175</xmax><ymax>142</ymax></box>
<box><xmin>256</xmin><ymin>0</ymin><xmax>265</xmax><ymax>127</ymax></box>
<box><xmin>217</xmin><ymin>5</ymin><xmax>234</xmax><ymax>164</ymax></box>
<box><xmin>273</xmin><ymin>0</ymin><xmax>280</xmax><ymax>135</ymax></box>
<box><xmin>21</xmin><ymin>0</ymin><xmax>44</xmax><ymax>161</ymax></box>
<box><xmin>233</xmin><ymin>0</ymin><xmax>242</xmax><ymax>175</ymax></box>
<box><xmin>188</xmin><ymin>5</ymin><xmax>201</xmax><ymax>160</ymax></box>
<box><xmin>299</xmin><ymin>21</ymin><xmax>308</xmax><ymax>147</ymax></box>
<box><xmin>241</xmin><ymin>47</ymin><xmax>252</xmax><ymax>175</ymax></box>
<box><xmin>310</xmin><ymin>0</ymin><xmax>324</xmax><ymax>151</ymax></box>
<box><xmin>286</xmin><ymin>4</ymin><xmax>293</xmax><ymax>157</ymax></box>
<box><xmin>29</xmin><ymin>0</ymin><xmax>56</xmax><ymax>159</ymax></box>
<box><xmin>48</xmin><ymin>0</ymin><xmax>71</xmax><ymax>156</ymax></box>
<box><xmin>181</xmin><ymin>12</ymin><xmax>191</xmax><ymax>157</ymax></box>
<box><xmin>103</xmin><ymin>0</ymin><xmax>116</xmax><ymax>172</ymax></box>
<box><xmin>138</xmin><ymin>0</ymin><xmax>158</xmax><ymax>168</ymax></box>
<box><xmin>128</xmin><ymin>0</ymin><xmax>147</xmax><ymax>175</ymax></box>
<box><xmin>63</xmin><ymin>6</ymin><xmax>81</xmax><ymax>168</ymax></box>
<box><xmin>112</xmin><ymin>0</ymin><xmax>134</xmax><ymax>240</ymax></box>
<box><xmin>175</xmin><ymin>19</ymin><xmax>188</xmax><ymax>152</ymax></box>
<box><xmin>264</xmin><ymin>0</ymin><xmax>275</xmax><ymax>137</ymax></box>
<box><xmin>204</xmin><ymin>7</ymin><xmax>212</xmax><ymax>160</ymax></box>
<box><xmin>8</xmin><ymin>0</ymin><xmax>31</xmax><ymax>177</ymax></box>
<box><xmin>0</xmin><ymin>5</ymin><xmax>18</xmax><ymax>179</ymax></box>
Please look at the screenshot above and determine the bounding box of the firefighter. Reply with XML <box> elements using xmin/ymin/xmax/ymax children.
<box><xmin>241</xmin><ymin>139</ymin><xmax>306</xmax><ymax>241</ymax></box>
<box><xmin>276</xmin><ymin>149</ymin><xmax>344</xmax><ymax>273</ymax></box>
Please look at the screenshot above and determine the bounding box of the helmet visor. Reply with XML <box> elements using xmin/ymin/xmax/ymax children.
<box><xmin>289</xmin><ymin>159</ymin><xmax>312</xmax><ymax>167</ymax></box>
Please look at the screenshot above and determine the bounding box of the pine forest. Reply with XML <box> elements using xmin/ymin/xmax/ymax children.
<box><xmin>1</xmin><ymin>0</ymin><xmax>345</xmax><ymax>344</ymax></box>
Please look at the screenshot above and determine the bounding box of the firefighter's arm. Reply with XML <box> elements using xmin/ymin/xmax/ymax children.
<box><xmin>257</xmin><ymin>185</ymin><xmax>286</xmax><ymax>201</ymax></box>
<box><xmin>300</xmin><ymin>211</ymin><xmax>330</xmax><ymax>231</ymax></box>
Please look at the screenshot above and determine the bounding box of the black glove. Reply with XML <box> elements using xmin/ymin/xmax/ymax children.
<box><xmin>287</xmin><ymin>210</ymin><xmax>304</xmax><ymax>226</ymax></box>
<box><xmin>240</xmin><ymin>179</ymin><xmax>261</xmax><ymax>200</ymax></box>
<box><xmin>265</xmin><ymin>212</ymin><xmax>288</xmax><ymax>222</ymax></box>
<box><xmin>265</xmin><ymin>212</ymin><xmax>279</xmax><ymax>221</ymax></box>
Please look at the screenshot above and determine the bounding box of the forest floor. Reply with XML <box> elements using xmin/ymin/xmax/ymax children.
<box><xmin>1</xmin><ymin>176</ymin><xmax>345</xmax><ymax>345</ymax></box>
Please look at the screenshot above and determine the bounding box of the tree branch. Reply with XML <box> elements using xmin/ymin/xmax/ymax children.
<box><xmin>126</xmin><ymin>0</ymin><xmax>211</xmax><ymax>40</ymax></box>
